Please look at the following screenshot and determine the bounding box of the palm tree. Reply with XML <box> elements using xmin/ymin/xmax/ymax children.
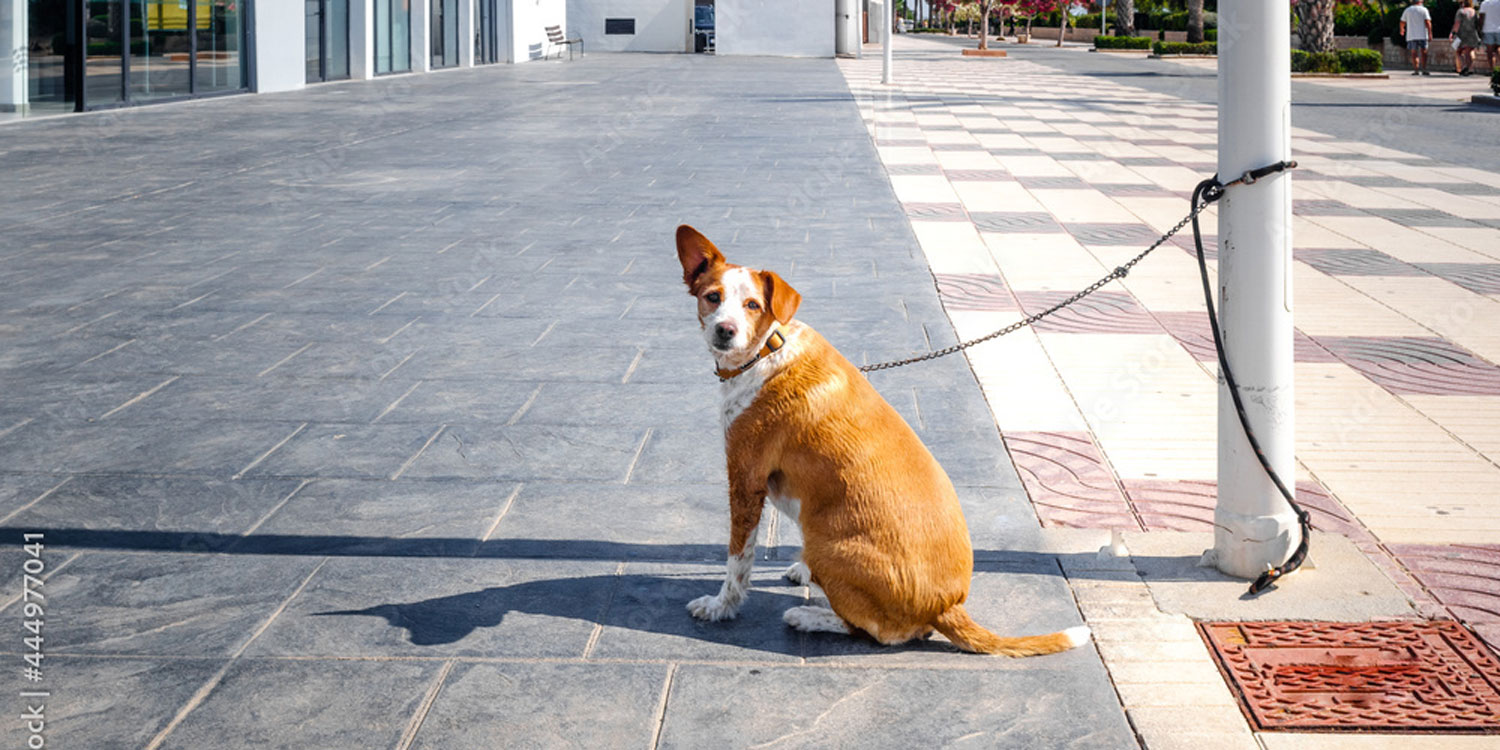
<box><xmin>1114</xmin><ymin>0</ymin><xmax>1135</xmax><ymax>36</ymax></box>
<box><xmin>1187</xmin><ymin>0</ymin><xmax>1204</xmax><ymax>43</ymax></box>
<box><xmin>1294</xmin><ymin>0</ymin><xmax>1335</xmax><ymax>53</ymax></box>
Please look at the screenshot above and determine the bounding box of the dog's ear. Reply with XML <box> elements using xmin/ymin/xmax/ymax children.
<box><xmin>676</xmin><ymin>225</ymin><xmax>725</xmax><ymax>292</ymax></box>
<box><xmin>761</xmin><ymin>270</ymin><xmax>802</xmax><ymax>324</ymax></box>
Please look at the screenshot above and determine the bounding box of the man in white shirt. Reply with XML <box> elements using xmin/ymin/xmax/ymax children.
<box><xmin>1480</xmin><ymin>0</ymin><xmax>1500</xmax><ymax>71</ymax></box>
<box><xmin>1401</xmin><ymin>0</ymin><xmax>1434</xmax><ymax>75</ymax></box>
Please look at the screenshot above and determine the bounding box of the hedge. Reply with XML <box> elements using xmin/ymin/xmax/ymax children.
<box><xmin>1289</xmin><ymin>48</ymin><xmax>1384</xmax><ymax>74</ymax></box>
<box><xmin>1153</xmin><ymin>41</ymin><xmax>1217</xmax><ymax>56</ymax></box>
<box><xmin>1338</xmin><ymin>48</ymin><xmax>1382</xmax><ymax>73</ymax></box>
<box><xmin>1094</xmin><ymin>35</ymin><xmax>1153</xmax><ymax>50</ymax></box>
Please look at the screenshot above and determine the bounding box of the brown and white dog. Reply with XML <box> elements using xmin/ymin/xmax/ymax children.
<box><xmin>675</xmin><ymin>225</ymin><xmax>1090</xmax><ymax>656</ymax></box>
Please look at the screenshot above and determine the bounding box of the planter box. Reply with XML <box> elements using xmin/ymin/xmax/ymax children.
<box><xmin>1091</xmin><ymin>48</ymin><xmax>1152</xmax><ymax>55</ymax></box>
<box><xmin>1151</xmin><ymin>54</ymin><xmax>1217</xmax><ymax>59</ymax></box>
<box><xmin>962</xmin><ymin>48</ymin><xmax>1008</xmax><ymax>57</ymax></box>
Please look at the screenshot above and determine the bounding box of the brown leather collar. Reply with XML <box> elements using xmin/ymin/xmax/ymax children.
<box><xmin>715</xmin><ymin>327</ymin><xmax>787</xmax><ymax>382</ymax></box>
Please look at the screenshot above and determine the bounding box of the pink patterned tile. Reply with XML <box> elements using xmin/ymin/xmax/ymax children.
<box><xmin>1003</xmin><ymin>431</ymin><xmax>1141</xmax><ymax>531</ymax></box>
<box><xmin>1387</xmin><ymin>545</ymin><xmax>1500</xmax><ymax>636</ymax></box>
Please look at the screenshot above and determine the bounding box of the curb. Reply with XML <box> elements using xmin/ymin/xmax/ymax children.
<box><xmin>1472</xmin><ymin>94</ymin><xmax>1500</xmax><ymax>108</ymax></box>
<box><xmin>1291</xmin><ymin>72</ymin><xmax>1390</xmax><ymax>78</ymax></box>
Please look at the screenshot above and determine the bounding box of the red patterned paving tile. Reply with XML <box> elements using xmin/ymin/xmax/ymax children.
<box><xmin>1387</xmin><ymin>544</ymin><xmax>1500</xmax><ymax>654</ymax></box>
<box><xmin>1153</xmin><ymin>311</ymin><xmax>1339</xmax><ymax>363</ymax></box>
<box><xmin>1200</xmin><ymin>620</ymin><xmax>1500</xmax><ymax>732</ymax></box>
<box><xmin>1122</xmin><ymin>479</ymin><xmax>1360</xmax><ymax>538</ymax></box>
<box><xmin>1013</xmin><ymin>290</ymin><xmax>1161</xmax><ymax>334</ymax></box>
<box><xmin>1002</xmin><ymin>431</ymin><xmax>1142</xmax><ymax>531</ymax></box>
<box><xmin>933</xmin><ymin>273</ymin><xmax>1017</xmax><ymax>312</ymax></box>
<box><xmin>1318</xmin><ymin>336</ymin><xmax>1500</xmax><ymax>396</ymax></box>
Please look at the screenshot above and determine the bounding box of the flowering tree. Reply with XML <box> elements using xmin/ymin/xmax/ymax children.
<box><xmin>927</xmin><ymin>0</ymin><xmax>962</xmax><ymax>34</ymax></box>
<box><xmin>999</xmin><ymin>0</ymin><xmax>1063</xmax><ymax>40</ymax></box>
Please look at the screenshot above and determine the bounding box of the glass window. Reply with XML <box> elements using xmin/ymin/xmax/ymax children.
<box><xmin>391</xmin><ymin>0</ymin><xmax>410</xmax><ymax>72</ymax></box>
<box><xmin>27</xmin><ymin>0</ymin><xmax>78</xmax><ymax>113</ymax></box>
<box><xmin>375</xmin><ymin>0</ymin><xmax>390</xmax><ymax>72</ymax></box>
<box><xmin>84</xmin><ymin>0</ymin><xmax>126</xmax><ymax>106</ymax></box>
<box><xmin>129</xmin><ymin>0</ymin><xmax>193</xmax><ymax>101</ymax></box>
<box><xmin>327</xmin><ymin>0</ymin><xmax>350</xmax><ymax>79</ymax></box>
<box><xmin>306</xmin><ymin>0</ymin><xmax>322</xmax><ymax>82</ymax></box>
<box><xmin>194</xmin><ymin>0</ymin><xmax>242</xmax><ymax>93</ymax></box>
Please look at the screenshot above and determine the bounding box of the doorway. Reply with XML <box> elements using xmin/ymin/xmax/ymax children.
<box><xmin>305</xmin><ymin>0</ymin><xmax>351</xmax><ymax>83</ymax></box>
<box><xmin>474</xmin><ymin>0</ymin><xmax>502</xmax><ymax>64</ymax></box>
<box><xmin>693</xmin><ymin>0</ymin><xmax>714</xmax><ymax>53</ymax></box>
<box><xmin>430</xmin><ymin>0</ymin><xmax>458</xmax><ymax>68</ymax></box>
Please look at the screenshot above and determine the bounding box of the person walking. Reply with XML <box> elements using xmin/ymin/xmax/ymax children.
<box><xmin>1402</xmin><ymin>0</ymin><xmax>1434</xmax><ymax>75</ymax></box>
<box><xmin>1452</xmin><ymin>0</ymin><xmax>1482</xmax><ymax>75</ymax></box>
<box><xmin>1480</xmin><ymin>0</ymin><xmax>1500</xmax><ymax>72</ymax></box>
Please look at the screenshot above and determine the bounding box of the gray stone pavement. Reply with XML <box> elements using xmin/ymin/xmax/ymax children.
<box><xmin>0</xmin><ymin>55</ymin><xmax>1133</xmax><ymax>747</ymax></box>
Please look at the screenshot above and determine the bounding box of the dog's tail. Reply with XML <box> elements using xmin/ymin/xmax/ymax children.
<box><xmin>933</xmin><ymin>604</ymin><xmax>1091</xmax><ymax>657</ymax></box>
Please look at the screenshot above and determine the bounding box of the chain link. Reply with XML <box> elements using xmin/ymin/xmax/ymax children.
<box><xmin>859</xmin><ymin>194</ymin><xmax>1215</xmax><ymax>373</ymax></box>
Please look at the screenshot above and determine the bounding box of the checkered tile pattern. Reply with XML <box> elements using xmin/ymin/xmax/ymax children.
<box><xmin>842</xmin><ymin>35</ymin><xmax>1500</xmax><ymax>654</ymax></box>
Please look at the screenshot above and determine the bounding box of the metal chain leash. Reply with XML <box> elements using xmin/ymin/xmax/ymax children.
<box><xmin>858</xmin><ymin>161</ymin><xmax>1296</xmax><ymax>374</ymax></box>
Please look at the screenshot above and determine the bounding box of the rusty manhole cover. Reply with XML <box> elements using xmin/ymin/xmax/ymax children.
<box><xmin>1199</xmin><ymin>621</ymin><xmax>1500</xmax><ymax>732</ymax></box>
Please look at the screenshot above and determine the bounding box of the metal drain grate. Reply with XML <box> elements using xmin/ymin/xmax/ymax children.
<box><xmin>1199</xmin><ymin>620</ymin><xmax>1500</xmax><ymax>732</ymax></box>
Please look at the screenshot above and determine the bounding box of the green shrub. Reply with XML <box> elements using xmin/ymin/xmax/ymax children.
<box><xmin>1334</xmin><ymin>3</ymin><xmax>1382</xmax><ymax>36</ymax></box>
<box><xmin>1337</xmin><ymin>48</ymin><xmax>1382</xmax><ymax>73</ymax></box>
<box><xmin>1094</xmin><ymin>35</ymin><xmax>1153</xmax><ymax>50</ymax></box>
<box><xmin>1153</xmin><ymin>41</ymin><xmax>1217</xmax><ymax>56</ymax></box>
<box><xmin>1205</xmin><ymin>28</ymin><xmax>1217</xmax><ymax>42</ymax></box>
<box><xmin>1491</xmin><ymin>68</ymin><xmax>1500</xmax><ymax>93</ymax></box>
<box><xmin>1291</xmin><ymin>49</ymin><xmax>1343</xmax><ymax>74</ymax></box>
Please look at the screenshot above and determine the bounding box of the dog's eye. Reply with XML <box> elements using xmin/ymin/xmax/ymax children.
<box><xmin>705</xmin><ymin>292</ymin><xmax>721</xmax><ymax>304</ymax></box>
<box><xmin>746</xmin><ymin>300</ymin><xmax>760</xmax><ymax>311</ymax></box>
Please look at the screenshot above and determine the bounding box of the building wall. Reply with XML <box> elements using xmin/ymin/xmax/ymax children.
<box><xmin>568</xmin><ymin>0</ymin><xmax>689</xmax><ymax>53</ymax></box>
<box><xmin>254</xmin><ymin>0</ymin><xmax>308</xmax><ymax>93</ymax></box>
<box><xmin>717</xmin><ymin>0</ymin><xmax>834</xmax><ymax>57</ymax></box>
<box><xmin>513</xmin><ymin>0</ymin><xmax>570</xmax><ymax>61</ymax></box>
<box><xmin>1</xmin><ymin>0</ymin><xmax>23</xmax><ymax>111</ymax></box>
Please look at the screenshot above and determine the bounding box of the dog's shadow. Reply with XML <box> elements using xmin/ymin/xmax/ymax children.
<box><xmin>316</xmin><ymin>571</ymin><xmax>848</xmax><ymax>656</ymax></box>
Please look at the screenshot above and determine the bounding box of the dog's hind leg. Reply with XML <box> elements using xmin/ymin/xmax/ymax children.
<box><xmin>783</xmin><ymin>606</ymin><xmax>850</xmax><ymax>634</ymax></box>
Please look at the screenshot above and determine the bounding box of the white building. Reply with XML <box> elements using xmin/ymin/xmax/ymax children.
<box><xmin>1</xmin><ymin>0</ymin><xmax>567</xmax><ymax>115</ymax></box>
<box><xmin>567</xmin><ymin>0</ymin><xmax>849</xmax><ymax>57</ymax></box>
<box><xmin>2</xmin><ymin>0</ymin><xmax>860</xmax><ymax>116</ymax></box>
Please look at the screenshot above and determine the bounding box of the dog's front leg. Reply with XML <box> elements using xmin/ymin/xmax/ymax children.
<box><xmin>687</xmin><ymin>484</ymin><xmax>763</xmax><ymax>622</ymax></box>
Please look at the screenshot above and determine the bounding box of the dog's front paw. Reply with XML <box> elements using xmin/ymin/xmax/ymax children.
<box><xmin>687</xmin><ymin>594</ymin><xmax>740</xmax><ymax>622</ymax></box>
<box><xmin>783</xmin><ymin>561</ymin><xmax>811</xmax><ymax>585</ymax></box>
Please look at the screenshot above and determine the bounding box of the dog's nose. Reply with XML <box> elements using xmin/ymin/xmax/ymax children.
<box><xmin>714</xmin><ymin>323</ymin><xmax>736</xmax><ymax>341</ymax></box>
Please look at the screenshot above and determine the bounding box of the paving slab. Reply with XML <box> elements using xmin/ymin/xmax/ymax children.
<box><xmin>1124</xmin><ymin>531</ymin><xmax>1420</xmax><ymax>621</ymax></box>
<box><xmin>658</xmin><ymin>663</ymin><xmax>1136</xmax><ymax>749</ymax></box>
<box><xmin>410</xmin><ymin>662</ymin><xmax>669</xmax><ymax>750</ymax></box>
<box><xmin>158</xmin><ymin>658</ymin><xmax>442</xmax><ymax>750</ymax></box>
<box><xmin>0</xmin><ymin>657</ymin><xmax>226</xmax><ymax>750</ymax></box>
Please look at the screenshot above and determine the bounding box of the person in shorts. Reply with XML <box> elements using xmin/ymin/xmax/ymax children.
<box><xmin>1452</xmin><ymin>0</ymin><xmax>1481</xmax><ymax>75</ymax></box>
<box><xmin>1480</xmin><ymin>0</ymin><xmax>1500</xmax><ymax>71</ymax></box>
<box><xmin>1402</xmin><ymin>0</ymin><xmax>1434</xmax><ymax>75</ymax></box>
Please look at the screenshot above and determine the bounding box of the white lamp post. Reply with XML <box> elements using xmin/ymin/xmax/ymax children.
<box><xmin>1210</xmin><ymin>1</ymin><xmax>1300</xmax><ymax>580</ymax></box>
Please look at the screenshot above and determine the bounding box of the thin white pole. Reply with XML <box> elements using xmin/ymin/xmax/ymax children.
<box><xmin>882</xmin><ymin>0</ymin><xmax>893</xmax><ymax>84</ymax></box>
<box><xmin>1211</xmin><ymin>1</ymin><xmax>1299</xmax><ymax>579</ymax></box>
